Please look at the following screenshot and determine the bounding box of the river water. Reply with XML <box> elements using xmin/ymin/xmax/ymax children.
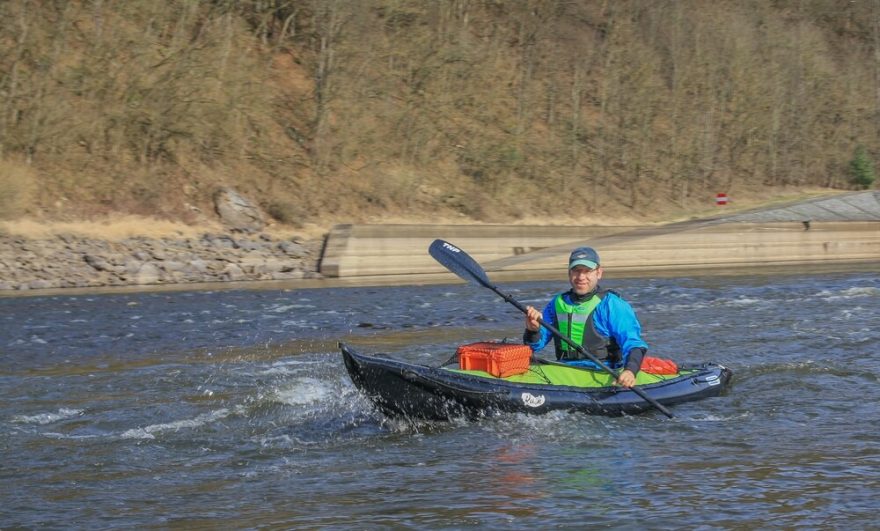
<box><xmin>2</xmin><ymin>270</ymin><xmax>878</xmax><ymax>529</ymax></box>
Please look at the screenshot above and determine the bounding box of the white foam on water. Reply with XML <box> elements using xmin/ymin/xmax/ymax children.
<box><xmin>280</xmin><ymin>319</ymin><xmax>317</xmax><ymax>329</ymax></box>
<box><xmin>820</xmin><ymin>286</ymin><xmax>880</xmax><ymax>301</ymax></box>
<box><xmin>259</xmin><ymin>366</ymin><xmax>298</xmax><ymax>376</ymax></box>
<box><xmin>43</xmin><ymin>432</ymin><xmax>101</xmax><ymax>440</ymax></box>
<box><xmin>726</xmin><ymin>297</ymin><xmax>763</xmax><ymax>307</ymax></box>
<box><xmin>120</xmin><ymin>408</ymin><xmax>231</xmax><ymax>440</ymax></box>
<box><xmin>274</xmin><ymin>377</ymin><xmax>334</xmax><ymax>406</ymax></box>
<box><xmin>258</xmin><ymin>433</ymin><xmax>298</xmax><ymax>448</ymax></box>
<box><xmin>259</xmin><ymin>359</ymin><xmax>322</xmax><ymax>375</ymax></box>
<box><xmin>268</xmin><ymin>303</ymin><xmax>315</xmax><ymax>313</ymax></box>
<box><xmin>646</xmin><ymin>302</ymin><xmax>711</xmax><ymax>313</ymax></box>
<box><xmin>687</xmin><ymin>411</ymin><xmax>752</xmax><ymax>422</ymax></box>
<box><xmin>13</xmin><ymin>408</ymin><xmax>83</xmax><ymax>425</ymax></box>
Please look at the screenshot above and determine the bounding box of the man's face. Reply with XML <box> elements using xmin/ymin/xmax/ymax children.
<box><xmin>568</xmin><ymin>265</ymin><xmax>603</xmax><ymax>296</ymax></box>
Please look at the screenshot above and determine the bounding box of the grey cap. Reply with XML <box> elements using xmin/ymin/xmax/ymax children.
<box><xmin>568</xmin><ymin>247</ymin><xmax>600</xmax><ymax>270</ymax></box>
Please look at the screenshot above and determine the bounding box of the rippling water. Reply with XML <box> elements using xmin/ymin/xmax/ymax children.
<box><xmin>2</xmin><ymin>271</ymin><xmax>879</xmax><ymax>528</ymax></box>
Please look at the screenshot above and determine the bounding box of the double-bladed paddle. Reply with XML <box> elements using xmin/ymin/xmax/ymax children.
<box><xmin>428</xmin><ymin>238</ymin><xmax>675</xmax><ymax>419</ymax></box>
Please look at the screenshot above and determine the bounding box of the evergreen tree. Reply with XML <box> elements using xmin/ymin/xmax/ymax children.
<box><xmin>849</xmin><ymin>145</ymin><xmax>876</xmax><ymax>189</ymax></box>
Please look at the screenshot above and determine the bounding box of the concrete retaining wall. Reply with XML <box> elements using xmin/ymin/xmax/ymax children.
<box><xmin>319</xmin><ymin>224</ymin><xmax>627</xmax><ymax>277</ymax></box>
<box><xmin>319</xmin><ymin>221</ymin><xmax>880</xmax><ymax>279</ymax></box>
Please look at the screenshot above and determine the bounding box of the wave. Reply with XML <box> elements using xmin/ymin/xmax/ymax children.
<box><xmin>120</xmin><ymin>408</ymin><xmax>232</xmax><ymax>440</ymax></box>
<box><xmin>267</xmin><ymin>303</ymin><xmax>316</xmax><ymax>313</ymax></box>
<box><xmin>819</xmin><ymin>286</ymin><xmax>880</xmax><ymax>301</ymax></box>
<box><xmin>12</xmin><ymin>408</ymin><xmax>83</xmax><ymax>425</ymax></box>
<box><xmin>646</xmin><ymin>296</ymin><xmax>767</xmax><ymax>314</ymax></box>
<box><xmin>686</xmin><ymin>411</ymin><xmax>752</xmax><ymax>422</ymax></box>
<box><xmin>256</xmin><ymin>359</ymin><xmax>324</xmax><ymax>375</ymax></box>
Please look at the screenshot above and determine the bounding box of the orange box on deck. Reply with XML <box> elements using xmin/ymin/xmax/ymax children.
<box><xmin>457</xmin><ymin>342</ymin><xmax>532</xmax><ymax>378</ymax></box>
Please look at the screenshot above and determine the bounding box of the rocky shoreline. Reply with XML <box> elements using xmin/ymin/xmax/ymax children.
<box><xmin>1</xmin><ymin>232</ymin><xmax>325</xmax><ymax>292</ymax></box>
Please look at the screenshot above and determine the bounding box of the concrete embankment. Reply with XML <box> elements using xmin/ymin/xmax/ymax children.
<box><xmin>319</xmin><ymin>221</ymin><xmax>879</xmax><ymax>282</ymax></box>
<box><xmin>320</xmin><ymin>191</ymin><xmax>880</xmax><ymax>281</ymax></box>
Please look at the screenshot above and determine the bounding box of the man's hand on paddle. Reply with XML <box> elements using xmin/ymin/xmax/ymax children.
<box><xmin>616</xmin><ymin>369</ymin><xmax>636</xmax><ymax>388</ymax></box>
<box><xmin>525</xmin><ymin>306</ymin><xmax>541</xmax><ymax>332</ymax></box>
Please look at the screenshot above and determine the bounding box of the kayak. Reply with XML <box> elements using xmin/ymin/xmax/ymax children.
<box><xmin>340</xmin><ymin>342</ymin><xmax>733</xmax><ymax>420</ymax></box>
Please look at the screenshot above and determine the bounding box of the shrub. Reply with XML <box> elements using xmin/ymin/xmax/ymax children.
<box><xmin>849</xmin><ymin>145</ymin><xmax>876</xmax><ymax>189</ymax></box>
<box><xmin>265</xmin><ymin>201</ymin><xmax>305</xmax><ymax>227</ymax></box>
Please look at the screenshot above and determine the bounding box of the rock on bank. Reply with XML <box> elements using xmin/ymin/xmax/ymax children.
<box><xmin>1</xmin><ymin>232</ymin><xmax>323</xmax><ymax>291</ymax></box>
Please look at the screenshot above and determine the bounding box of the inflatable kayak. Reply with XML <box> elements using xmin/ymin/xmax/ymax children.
<box><xmin>340</xmin><ymin>342</ymin><xmax>733</xmax><ymax>420</ymax></box>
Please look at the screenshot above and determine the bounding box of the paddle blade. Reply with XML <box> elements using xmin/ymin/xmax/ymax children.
<box><xmin>428</xmin><ymin>239</ymin><xmax>492</xmax><ymax>287</ymax></box>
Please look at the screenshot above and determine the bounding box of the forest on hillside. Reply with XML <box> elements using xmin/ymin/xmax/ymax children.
<box><xmin>1</xmin><ymin>0</ymin><xmax>878</xmax><ymax>227</ymax></box>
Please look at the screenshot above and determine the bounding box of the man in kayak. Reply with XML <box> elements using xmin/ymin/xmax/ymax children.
<box><xmin>523</xmin><ymin>246</ymin><xmax>647</xmax><ymax>387</ymax></box>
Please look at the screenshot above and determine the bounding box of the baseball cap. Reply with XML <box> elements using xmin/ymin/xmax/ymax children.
<box><xmin>568</xmin><ymin>247</ymin><xmax>600</xmax><ymax>270</ymax></box>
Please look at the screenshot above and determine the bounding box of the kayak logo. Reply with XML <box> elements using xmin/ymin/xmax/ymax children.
<box><xmin>695</xmin><ymin>374</ymin><xmax>720</xmax><ymax>386</ymax></box>
<box><xmin>521</xmin><ymin>392</ymin><xmax>545</xmax><ymax>408</ymax></box>
<box><xmin>442</xmin><ymin>242</ymin><xmax>461</xmax><ymax>253</ymax></box>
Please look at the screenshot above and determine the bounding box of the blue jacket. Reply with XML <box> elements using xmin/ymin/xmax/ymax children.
<box><xmin>524</xmin><ymin>289</ymin><xmax>648</xmax><ymax>371</ymax></box>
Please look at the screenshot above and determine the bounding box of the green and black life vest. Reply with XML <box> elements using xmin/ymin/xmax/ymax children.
<box><xmin>553</xmin><ymin>289</ymin><xmax>622</xmax><ymax>364</ymax></box>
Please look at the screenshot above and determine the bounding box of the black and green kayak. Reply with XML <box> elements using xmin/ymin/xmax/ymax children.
<box><xmin>340</xmin><ymin>343</ymin><xmax>733</xmax><ymax>420</ymax></box>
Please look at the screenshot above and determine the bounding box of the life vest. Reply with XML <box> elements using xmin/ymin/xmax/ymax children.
<box><xmin>553</xmin><ymin>290</ymin><xmax>621</xmax><ymax>365</ymax></box>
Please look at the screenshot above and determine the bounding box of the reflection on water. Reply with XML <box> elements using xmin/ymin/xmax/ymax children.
<box><xmin>1</xmin><ymin>271</ymin><xmax>879</xmax><ymax>527</ymax></box>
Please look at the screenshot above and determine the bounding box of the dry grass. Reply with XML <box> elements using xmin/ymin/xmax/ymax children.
<box><xmin>0</xmin><ymin>216</ymin><xmax>216</xmax><ymax>240</ymax></box>
<box><xmin>0</xmin><ymin>186</ymin><xmax>847</xmax><ymax>244</ymax></box>
<box><xmin>0</xmin><ymin>214</ymin><xmax>330</xmax><ymax>241</ymax></box>
<box><xmin>655</xmin><ymin>186</ymin><xmax>846</xmax><ymax>224</ymax></box>
<box><xmin>0</xmin><ymin>160</ymin><xmax>36</xmax><ymax>220</ymax></box>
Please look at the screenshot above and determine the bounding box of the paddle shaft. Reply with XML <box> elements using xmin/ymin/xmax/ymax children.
<box><xmin>428</xmin><ymin>239</ymin><xmax>674</xmax><ymax>418</ymax></box>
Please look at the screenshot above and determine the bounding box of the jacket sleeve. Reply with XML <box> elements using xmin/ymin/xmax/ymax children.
<box><xmin>523</xmin><ymin>299</ymin><xmax>556</xmax><ymax>353</ymax></box>
<box><xmin>592</xmin><ymin>293</ymin><xmax>649</xmax><ymax>371</ymax></box>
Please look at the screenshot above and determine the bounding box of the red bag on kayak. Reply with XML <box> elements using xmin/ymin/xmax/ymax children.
<box><xmin>640</xmin><ymin>356</ymin><xmax>679</xmax><ymax>375</ymax></box>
